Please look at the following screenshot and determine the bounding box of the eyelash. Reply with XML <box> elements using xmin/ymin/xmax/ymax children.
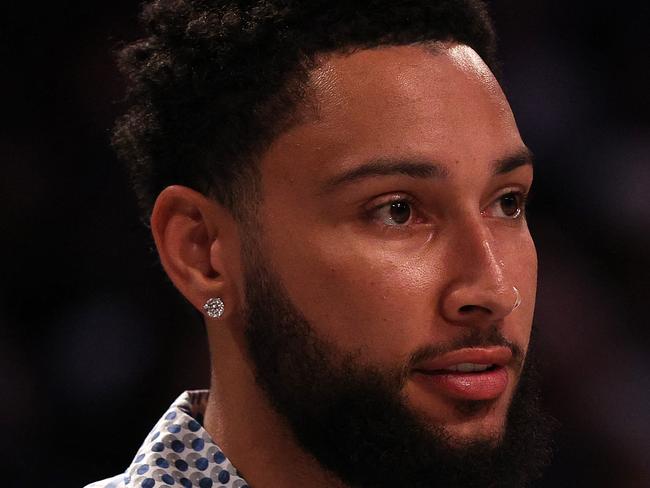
<box><xmin>367</xmin><ymin>190</ymin><xmax>530</xmax><ymax>229</ymax></box>
<box><xmin>487</xmin><ymin>190</ymin><xmax>530</xmax><ymax>220</ymax></box>
<box><xmin>366</xmin><ymin>194</ymin><xmax>422</xmax><ymax>230</ymax></box>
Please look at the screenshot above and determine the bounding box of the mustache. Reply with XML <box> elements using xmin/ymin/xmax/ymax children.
<box><xmin>405</xmin><ymin>324</ymin><xmax>525</xmax><ymax>373</ymax></box>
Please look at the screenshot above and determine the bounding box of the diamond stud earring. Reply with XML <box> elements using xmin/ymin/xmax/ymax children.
<box><xmin>203</xmin><ymin>297</ymin><xmax>225</xmax><ymax>319</ymax></box>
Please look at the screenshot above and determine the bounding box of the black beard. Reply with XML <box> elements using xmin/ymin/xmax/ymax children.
<box><xmin>242</xmin><ymin>240</ymin><xmax>555</xmax><ymax>488</ymax></box>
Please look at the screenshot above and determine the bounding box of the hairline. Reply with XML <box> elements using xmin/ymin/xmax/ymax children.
<box><xmin>222</xmin><ymin>39</ymin><xmax>470</xmax><ymax>223</ymax></box>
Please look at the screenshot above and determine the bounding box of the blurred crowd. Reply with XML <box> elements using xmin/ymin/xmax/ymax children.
<box><xmin>1</xmin><ymin>1</ymin><xmax>648</xmax><ymax>486</ymax></box>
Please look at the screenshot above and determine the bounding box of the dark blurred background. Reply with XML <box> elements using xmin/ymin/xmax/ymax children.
<box><xmin>1</xmin><ymin>1</ymin><xmax>649</xmax><ymax>486</ymax></box>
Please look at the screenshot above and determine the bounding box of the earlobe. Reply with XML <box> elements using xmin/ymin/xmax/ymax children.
<box><xmin>150</xmin><ymin>185</ymin><xmax>232</xmax><ymax>316</ymax></box>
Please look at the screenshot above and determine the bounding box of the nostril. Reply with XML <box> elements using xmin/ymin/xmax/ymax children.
<box><xmin>458</xmin><ymin>304</ymin><xmax>490</xmax><ymax>314</ymax></box>
<box><xmin>459</xmin><ymin>304</ymin><xmax>478</xmax><ymax>313</ymax></box>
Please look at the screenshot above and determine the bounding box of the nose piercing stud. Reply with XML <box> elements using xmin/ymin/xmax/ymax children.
<box><xmin>512</xmin><ymin>286</ymin><xmax>522</xmax><ymax>311</ymax></box>
<box><xmin>203</xmin><ymin>297</ymin><xmax>225</xmax><ymax>319</ymax></box>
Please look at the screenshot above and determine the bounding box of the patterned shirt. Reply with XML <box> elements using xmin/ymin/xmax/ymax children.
<box><xmin>84</xmin><ymin>390</ymin><xmax>250</xmax><ymax>488</ymax></box>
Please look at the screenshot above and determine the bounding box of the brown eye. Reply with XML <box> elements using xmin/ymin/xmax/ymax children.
<box><xmin>373</xmin><ymin>199</ymin><xmax>414</xmax><ymax>226</ymax></box>
<box><xmin>499</xmin><ymin>193</ymin><xmax>522</xmax><ymax>218</ymax></box>
<box><xmin>389</xmin><ymin>201</ymin><xmax>412</xmax><ymax>224</ymax></box>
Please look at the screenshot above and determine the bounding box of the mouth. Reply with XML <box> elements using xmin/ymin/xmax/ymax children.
<box><xmin>411</xmin><ymin>347</ymin><xmax>512</xmax><ymax>402</ymax></box>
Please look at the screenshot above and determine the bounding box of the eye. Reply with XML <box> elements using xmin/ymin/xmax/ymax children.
<box><xmin>499</xmin><ymin>193</ymin><xmax>521</xmax><ymax>218</ymax></box>
<box><xmin>488</xmin><ymin>191</ymin><xmax>527</xmax><ymax>219</ymax></box>
<box><xmin>373</xmin><ymin>199</ymin><xmax>414</xmax><ymax>226</ymax></box>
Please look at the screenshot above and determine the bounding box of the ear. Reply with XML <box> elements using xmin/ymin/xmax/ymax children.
<box><xmin>150</xmin><ymin>185</ymin><xmax>239</xmax><ymax>320</ymax></box>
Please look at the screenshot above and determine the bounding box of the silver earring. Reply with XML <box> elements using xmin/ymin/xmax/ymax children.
<box><xmin>203</xmin><ymin>297</ymin><xmax>225</xmax><ymax>319</ymax></box>
<box><xmin>512</xmin><ymin>286</ymin><xmax>522</xmax><ymax>311</ymax></box>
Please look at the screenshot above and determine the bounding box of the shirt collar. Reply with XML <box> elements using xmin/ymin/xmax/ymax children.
<box><xmin>121</xmin><ymin>390</ymin><xmax>249</xmax><ymax>488</ymax></box>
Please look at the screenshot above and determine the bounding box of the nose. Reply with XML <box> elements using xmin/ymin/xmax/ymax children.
<box><xmin>440</xmin><ymin>230</ymin><xmax>517</xmax><ymax>327</ymax></box>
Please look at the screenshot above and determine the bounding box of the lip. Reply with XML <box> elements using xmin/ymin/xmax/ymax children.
<box><xmin>411</xmin><ymin>347</ymin><xmax>513</xmax><ymax>402</ymax></box>
<box><xmin>412</xmin><ymin>346</ymin><xmax>513</xmax><ymax>372</ymax></box>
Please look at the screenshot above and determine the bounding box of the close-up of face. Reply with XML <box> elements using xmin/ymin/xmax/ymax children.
<box><xmin>8</xmin><ymin>1</ymin><xmax>650</xmax><ymax>486</ymax></box>
<box><xmin>234</xmin><ymin>43</ymin><xmax>543</xmax><ymax>486</ymax></box>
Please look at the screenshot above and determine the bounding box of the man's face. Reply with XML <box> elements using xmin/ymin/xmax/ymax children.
<box><xmin>239</xmin><ymin>44</ymin><xmax>544</xmax><ymax>486</ymax></box>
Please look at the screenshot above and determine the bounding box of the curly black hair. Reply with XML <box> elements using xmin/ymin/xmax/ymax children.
<box><xmin>114</xmin><ymin>0</ymin><xmax>498</xmax><ymax>222</ymax></box>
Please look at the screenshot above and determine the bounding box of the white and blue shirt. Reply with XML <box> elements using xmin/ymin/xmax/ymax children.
<box><xmin>85</xmin><ymin>390</ymin><xmax>250</xmax><ymax>488</ymax></box>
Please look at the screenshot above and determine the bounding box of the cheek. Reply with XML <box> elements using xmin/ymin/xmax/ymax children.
<box><xmin>267</xmin><ymin>231</ymin><xmax>442</xmax><ymax>359</ymax></box>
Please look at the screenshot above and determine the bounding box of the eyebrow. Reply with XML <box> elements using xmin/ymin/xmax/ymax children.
<box><xmin>492</xmin><ymin>147</ymin><xmax>535</xmax><ymax>175</ymax></box>
<box><xmin>320</xmin><ymin>158</ymin><xmax>448</xmax><ymax>194</ymax></box>
<box><xmin>320</xmin><ymin>147</ymin><xmax>534</xmax><ymax>194</ymax></box>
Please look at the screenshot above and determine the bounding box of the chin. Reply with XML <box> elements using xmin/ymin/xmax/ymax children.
<box><xmin>441</xmin><ymin>406</ymin><xmax>508</xmax><ymax>447</ymax></box>
<box><xmin>409</xmin><ymin>388</ymin><xmax>511</xmax><ymax>447</ymax></box>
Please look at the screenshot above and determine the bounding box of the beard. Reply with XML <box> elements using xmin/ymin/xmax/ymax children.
<box><xmin>241</xmin><ymin>238</ymin><xmax>554</xmax><ymax>488</ymax></box>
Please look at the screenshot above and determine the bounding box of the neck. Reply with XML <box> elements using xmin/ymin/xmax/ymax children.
<box><xmin>203</xmin><ymin>323</ymin><xmax>347</xmax><ymax>488</ymax></box>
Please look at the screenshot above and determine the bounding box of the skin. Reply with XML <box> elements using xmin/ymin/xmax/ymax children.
<box><xmin>151</xmin><ymin>43</ymin><xmax>537</xmax><ymax>487</ymax></box>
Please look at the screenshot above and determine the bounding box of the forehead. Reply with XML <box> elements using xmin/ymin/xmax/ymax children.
<box><xmin>310</xmin><ymin>43</ymin><xmax>506</xmax><ymax>128</ymax></box>
<box><xmin>260</xmin><ymin>44</ymin><xmax>522</xmax><ymax>188</ymax></box>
